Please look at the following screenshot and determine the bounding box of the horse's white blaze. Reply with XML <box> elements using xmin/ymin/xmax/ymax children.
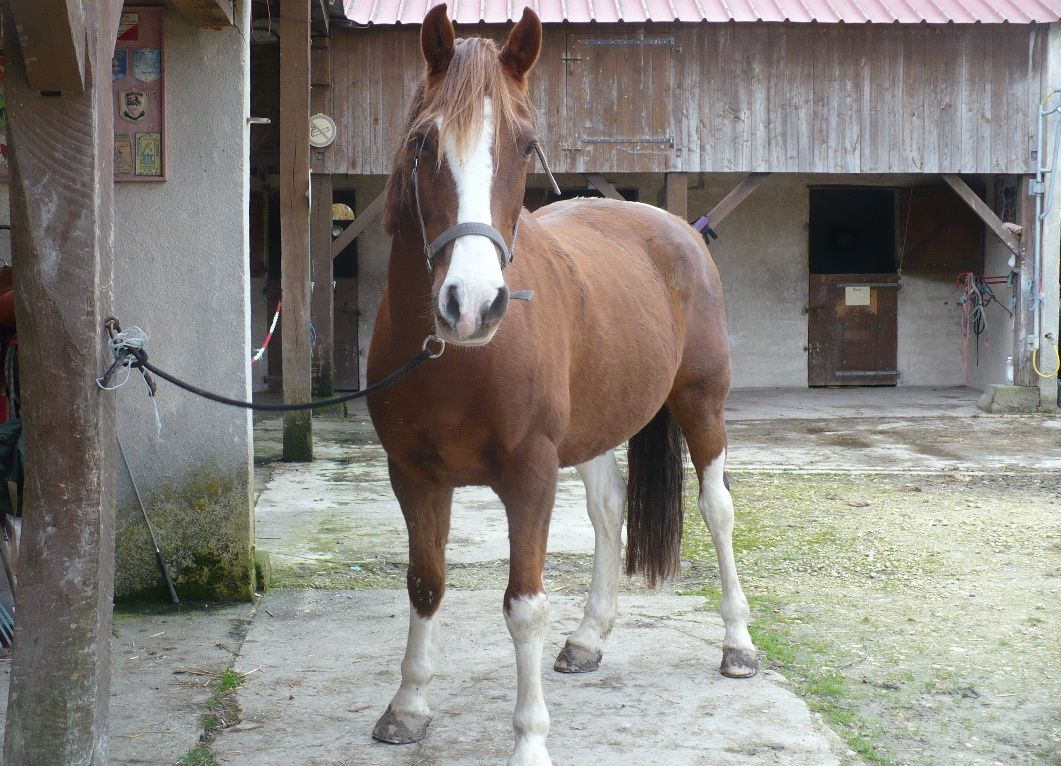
<box><xmin>440</xmin><ymin>98</ymin><xmax>505</xmax><ymax>342</ymax></box>
<box><xmin>568</xmin><ymin>452</ymin><xmax>626</xmax><ymax>655</ymax></box>
<box><xmin>505</xmin><ymin>593</ymin><xmax>552</xmax><ymax>766</ymax></box>
<box><xmin>698</xmin><ymin>450</ymin><xmax>754</xmax><ymax>653</ymax></box>
<box><xmin>386</xmin><ymin>607</ymin><xmax>436</xmax><ymax>720</ymax></box>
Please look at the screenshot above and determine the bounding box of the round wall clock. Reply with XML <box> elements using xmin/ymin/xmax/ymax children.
<box><xmin>309</xmin><ymin>113</ymin><xmax>337</xmax><ymax>148</ymax></box>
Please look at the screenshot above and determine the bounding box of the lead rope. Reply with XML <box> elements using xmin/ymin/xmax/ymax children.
<box><xmin>98</xmin><ymin>318</ymin><xmax>444</xmax><ymax>414</ymax></box>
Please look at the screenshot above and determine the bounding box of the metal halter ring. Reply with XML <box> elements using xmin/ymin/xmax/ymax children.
<box><xmin>422</xmin><ymin>334</ymin><xmax>446</xmax><ymax>358</ymax></box>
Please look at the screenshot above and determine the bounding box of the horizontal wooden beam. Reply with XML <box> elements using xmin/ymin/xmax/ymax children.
<box><xmin>169</xmin><ymin>0</ymin><xmax>234</xmax><ymax>28</ymax></box>
<box><xmin>706</xmin><ymin>173</ymin><xmax>770</xmax><ymax>228</ymax></box>
<box><xmin>6</xmin><ymin>0</ymin><xmax>86</xmax><ymax>92</ymax></box>
<box><xmin>585</xmin><ymin>174</ymin><xmax>625</xmax><ymax>201</ymax></box>
<box><xmin>330</xmin><ymin>190</ymin><xmax>385</xmax><ymax>259</ymax></box>
<box><xmin>941</xmin><ymin>174</ymin><xmax>1021</xmax><ymax>257</ymax></box>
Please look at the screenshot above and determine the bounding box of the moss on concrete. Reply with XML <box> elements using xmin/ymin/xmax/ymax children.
<box><xmin>115</xmin><ymin>468</ymin><xmax>254</xmax><ymax>602</ymax></box>
<box><xmin>253</xmin><ymin>549</ymin><xmax>272</xmax><ymax>592</ymax></box>
<box><xmin>282</xmin><ymin>413</ymin><xmax>313</xmax><ymax>462</ymax></box>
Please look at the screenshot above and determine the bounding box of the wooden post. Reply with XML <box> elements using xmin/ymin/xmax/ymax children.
<box><xmin>1015</xmin><ymin>176</ymin><xmax>1037</xmax><ymax>387</ymax></box>
<box><xmin>2</xmin><ymin>2</ymin><xmax>122</xmax><ymax>762</ymax></box>
<box><xmin>665</xmin><ymin>173</ymin><xmax>688</xmax><ymax>220</ymax></box>
<box><xmin>311</xmin><ymin>174</ymin><xmax>334</xmax><ymax>396</ymax></box>
<box><xmin>280</xmin><ymin>0</ymin><xmax>313</xmax><ymax>461</ymax></box>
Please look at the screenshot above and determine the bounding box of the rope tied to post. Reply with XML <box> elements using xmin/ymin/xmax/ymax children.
<box><xmin>98</xmin><ymin>319</ymin><xmax>162</xmax><ymax>435</ymax></box>
<box><xmin>98</xmin><ymin>317</ymin><xmax>444</xmax><ymax>413</ymax></box>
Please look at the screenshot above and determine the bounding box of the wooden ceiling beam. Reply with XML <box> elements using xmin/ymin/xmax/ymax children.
<box><xmin>169</xmin><ymin>0</ymin><xmax>235</xmax><ymax>29</ymax></box>
<box><xmin>5</xmin><ymin>0</ymin><xmax>87</xmax><ymax>92</ymax></box>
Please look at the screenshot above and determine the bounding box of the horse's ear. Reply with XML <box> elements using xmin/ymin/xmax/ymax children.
<box><xmin>421</xmin><ymin>4</ymin><xmax>455</xmax><ymax>74</ymax></box>
<box><xmin>499</xmin><ymin>7</ymin><xmax>542</xmax><ymax>80</ymax></box>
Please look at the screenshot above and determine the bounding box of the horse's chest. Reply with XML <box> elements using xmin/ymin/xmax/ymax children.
<box><xmin>373</xmin><ymin>407</ymin><xmax>502</xmax><ymax>486</ymax></box>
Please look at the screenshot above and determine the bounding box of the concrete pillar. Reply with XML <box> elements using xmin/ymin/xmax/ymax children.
<box><xmin>1038</xmin><ymin>23</ymin><xmax>1061</xmax><ymax>410</ymax></box>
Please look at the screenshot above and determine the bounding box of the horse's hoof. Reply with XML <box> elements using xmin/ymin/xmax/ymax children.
<box><xmin>553</xmin><ymin>641</ymin><xmax>602</xmax><ymax>673</ymax></box>
<box><xmin>371</xmin><ymin>707</ymin><xmax>431</xmax><ymax>744</ymax></box>
<box><xmin>720</xmin><ymin>646</ymin><xmax>759</xmax><ymax>678</ymax></box>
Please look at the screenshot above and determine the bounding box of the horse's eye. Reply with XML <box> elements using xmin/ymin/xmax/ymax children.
<box><xmin>522</xmin><ymin>142</ymin><xmax>536</xmax><ymax>160</ymax></box>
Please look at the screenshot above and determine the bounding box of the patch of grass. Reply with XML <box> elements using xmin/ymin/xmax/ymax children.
<box><xmin>177</xmin><ymin>743</ymin><xmax>215</xmax><ymax>766</ymax></box>
<box><xmin>216</xmin><ymin>668</ymin><xmax>244</xmax><ymax>695</ymax></box>
<box><xmin>179</xmin><ymin>666</ymin><xmax>245</xmax><ymax>766</ymax></box>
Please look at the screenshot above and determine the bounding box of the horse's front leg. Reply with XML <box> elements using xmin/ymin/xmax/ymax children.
<box><xmin>372</xmin><ymin>459</ymin><xmax>453</xmax><ymax>745</ymax></box>
<box><xmin>495</xmin><ymin>436</ymin><xmax>558</xmax><ymax>766</ymax></box>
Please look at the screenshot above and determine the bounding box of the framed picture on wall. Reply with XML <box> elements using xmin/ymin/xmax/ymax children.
<box><xmin>113</xmin><ymin>6</ymin><xmax>166</xmax><ymax>182</ymax></box>
<box><xmin>0</xmin><ymin>8</ymin><xmax>166</xmax><ymax>181</ymax></box>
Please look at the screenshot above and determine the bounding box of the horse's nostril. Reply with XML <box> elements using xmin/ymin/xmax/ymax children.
<box><xmin>442</xmin><ymin>284</ymin><xmax>462</xmax><ymax>326</ymax></box>
<box><xmin>485</xmin><ymin>285</ymin><xmax>509</xmax><ymax>323</ymax></box>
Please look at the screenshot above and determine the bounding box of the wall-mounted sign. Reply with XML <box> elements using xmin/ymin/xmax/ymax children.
<box><xmin>309</xmin><ymin>113</ymin><xmax>337</xmax><ymax>148</ymax></box>
<box><xmin>113</xmin><ymin>7</ymin><xmax>165</xmax><ymax>181</ymax></box>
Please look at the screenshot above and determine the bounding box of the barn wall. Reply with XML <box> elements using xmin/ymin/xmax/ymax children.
<box><xmin>111</xmin><ymin>7</ymin><xmax>254</xmax><ymax>600</ymax></box>
<box><xmin>342</xmin><ymin>171</ymin><xmax>978</xmax><ymax>390</ymax></box>
<box><xmin>320</xmin><ymin>22</ymin><xmax>1044</xmax><ymax>177</ymax></box>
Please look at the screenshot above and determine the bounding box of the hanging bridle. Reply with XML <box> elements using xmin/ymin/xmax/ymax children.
<box><xmin>410</xmin><ymin>133</ymin><xmax>560</xmax><ymax>280</ymax></box>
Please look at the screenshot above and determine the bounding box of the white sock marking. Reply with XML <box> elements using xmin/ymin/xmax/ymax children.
<box><xmin>699</xmin><ymin>450</ymin><xmax>754</xmax><ymax>653</ymax></box>
<box><xmin>505</xmin><ymin>593</ymin><xmax>552</xmax><ymax>766</ymax></box>
<box><xmin>386</xmin><ymin>607</ymin><xmax>437</xmax><ymax>721</ymax></box>
<box><xmin>568</xmin><ymin>452</ymin><xmax>626</xmax><ymax>656</ymax></box>
<box><xmin>440</xmin><ymin>99</ymin><xmax>506</xmax><ymax>341</ymax></box>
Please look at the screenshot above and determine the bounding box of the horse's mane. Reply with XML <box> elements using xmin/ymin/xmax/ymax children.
<box><xmin>382</xmin><ymin>36</ymin><xmax>527</xmax><ymax>236</ymax></box>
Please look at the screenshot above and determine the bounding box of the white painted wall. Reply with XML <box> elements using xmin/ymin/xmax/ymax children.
<box><xmin>969</xmin><ymin>180</ymin><xmax>1019</xmax><ymax>391</ymax></box>
<box><xmin>108</xmin><ymin>6</ymin><xmax>254</xmax><ymax>599</ymax></box>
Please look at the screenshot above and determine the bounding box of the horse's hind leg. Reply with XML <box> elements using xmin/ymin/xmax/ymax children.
<box><xmin>668</xmin><ymin>390</ymin><xmax>759</xmax><ymax>678</ymax></box>
<box><xmin>372</xmin><ymin>459</ymin><xmax>453</xmax><ymax>744</ymax></box>
<box><xmin>554</xmin><ymin>451</ymin><xmax>625</xmax><ymax>673</ymax></box>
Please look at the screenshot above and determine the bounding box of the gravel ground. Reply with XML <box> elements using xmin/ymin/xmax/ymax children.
<box><xmin>682</xmin><ymin>471</ymin><xmax>1061</xmax><ymax>766</ymax></box>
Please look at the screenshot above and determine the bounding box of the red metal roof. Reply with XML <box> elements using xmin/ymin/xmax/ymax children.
<box><xmin>343</xmin><ymin>0</ymin><xmax>1061</xmax><ymax>26</ymax></box>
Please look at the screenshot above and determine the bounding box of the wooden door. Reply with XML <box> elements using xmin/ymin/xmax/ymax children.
<box><xmin>565</xmin><ymin>33</ymin><xmax>676</xmax><ymax>172</ymax></box>
<box><xmin>333</xmin><ymin>278</ymin><xmax>359</xmax><ymax>390</ymax></box>
<box><xmin>808</xmin><ymin>274</ymin><xmax>899</xmax><ymax>386</ymax></box>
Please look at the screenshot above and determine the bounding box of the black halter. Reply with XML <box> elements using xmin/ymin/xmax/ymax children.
<box><xmin>410</xmin><ymin>134</ymin><xmax>560</xmax><ymax>277</ymax></box>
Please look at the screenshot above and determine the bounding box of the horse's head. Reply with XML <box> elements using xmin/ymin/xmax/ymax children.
<box><xmin>383</xmin><ymin>4</ymin><xmax>542</xmax><ymax>346</ymax></box>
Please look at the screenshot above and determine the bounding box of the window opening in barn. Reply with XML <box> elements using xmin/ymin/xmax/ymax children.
<box><xmin>809</xmin><ymin>188</ymin><xmax>897</xmax><ymax>275</ymax></box>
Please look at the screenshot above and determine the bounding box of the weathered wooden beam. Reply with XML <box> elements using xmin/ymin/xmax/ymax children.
<box><xmin>2</xmin><ymin>0</ymin><xmax>123</xmax><ymax>762</ymax></box>
<box><xmin>665</xmin><ymin>173</ymin><xmax>688</xmax><ymax>220</ymax></box>
<box><xmin>311</xmin><ymin>174</ymin><xmax>334</xmax><ymax>396</ymax></box>
<box><xmin>585</xmin><ymin>174</ymin><xmax>625</xmax><ymax>201</ymax></box>
<box><xmin>942</xmin><ymin>174</ymin><xmax>1021</xmax><ymax>258</ymax></box>
<box><xmin>280</xmin><ymin>0</ymin><xmax>313</xmax><ymax>461</ymax></box>
<box><xmin>330</xmin><ymin>191</ymin><xmax>385</xmax><ymax>259</ymax></box>
<box><xmin>5</xmin><ymin>0</ymin><xmax>87</xmax><ymax>92</ymax></box>
<box><xmin>311</xmin><ymin>0</ymin><xmax>330</xmax><ymax>35</ymax></box>
<box><xmin>706</xmin><ymin>173</ymin><xmax>770</xmax><ymax>228</ymax></box>
<box><xmin>169</xmin><ymin>0</ymin><xmax>234</xmax><ymax>29</ymax></box>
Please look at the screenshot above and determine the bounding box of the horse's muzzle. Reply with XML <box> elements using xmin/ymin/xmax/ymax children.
<box><xmin>436</xmin><ymin>282</ymin><xmax>509</xmax><ymax>344</ymax></box>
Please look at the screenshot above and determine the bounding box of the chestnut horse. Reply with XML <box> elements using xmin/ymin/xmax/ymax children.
<box><xmin>366</xmin><ymin>6</ymin><xmax>757</xmax><ymax>764</ymax></box>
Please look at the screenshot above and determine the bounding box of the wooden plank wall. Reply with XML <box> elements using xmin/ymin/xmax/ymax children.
<box><xmin>321</xmin><ymin>22</ymin><xmax>1044</xmax><ymax>176</ymax></box>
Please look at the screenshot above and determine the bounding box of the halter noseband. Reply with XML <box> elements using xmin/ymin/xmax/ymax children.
<box><xmin>410</xmin><ymin>134</ymin><xmax>560</xmax><ymax>277</ymax></box>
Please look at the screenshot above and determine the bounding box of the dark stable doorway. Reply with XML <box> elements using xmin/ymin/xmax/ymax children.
<box><xmin>807</xmin><ymin>187</ymin><xmax>899</xmax><ymax>387</ymax></box>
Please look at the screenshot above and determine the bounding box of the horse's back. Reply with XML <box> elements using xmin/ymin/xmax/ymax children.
<box><xmin>523</xmin><ymin>197</ymin><xmax>730</xmax><ymax>463</ymax></box>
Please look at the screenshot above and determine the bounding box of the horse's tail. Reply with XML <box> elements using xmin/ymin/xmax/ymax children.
<box><xmin>625</xmin><ymin>405</ymin><xmax>686</xmax><ymax>587</ymax></box>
